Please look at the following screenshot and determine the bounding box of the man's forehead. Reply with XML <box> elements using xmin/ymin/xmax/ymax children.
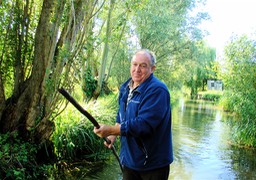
<box><xmin>132</xmin><ymin>53</ymin><xmax>150</xmax><ymax>62</ymax></box>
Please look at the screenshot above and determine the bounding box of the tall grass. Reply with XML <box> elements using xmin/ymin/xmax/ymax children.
<box><xmin>52</xmin><ymin>93</ymin><xmax>119</xmax><ymax>162</ymax></box>
<box><xmin>220</xmin><ymin>90</ymin><xmax>256</xmax><ymax>148</ymax></box>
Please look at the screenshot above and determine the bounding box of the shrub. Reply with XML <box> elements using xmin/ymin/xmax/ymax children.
<box><xmin>0</xmin><ymin>132</ymin><xmax>52</xmax><ymax>179</ymax></box>
<box><xmin>219</xmin><ymin>35</ymin><xmax>256</xmax><ymax>147</ymax></box>
<box><xmin>198</xmin><ymin>90</ymin><xmax>223</xmax><ymax>101</ymax></box>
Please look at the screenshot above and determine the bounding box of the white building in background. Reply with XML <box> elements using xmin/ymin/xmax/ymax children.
<box><xmin>207</xmin><ymin>80</ymin><xmax>223</xmax><ymax>91</ymax></box>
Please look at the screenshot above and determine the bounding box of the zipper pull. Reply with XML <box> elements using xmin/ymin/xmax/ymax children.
<box><xmin>144</xmin><ymin>155</ymin><xmax>148</xmax><ymax>165</ymax></box>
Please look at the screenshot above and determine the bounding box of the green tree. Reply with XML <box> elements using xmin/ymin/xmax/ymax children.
<box><xmin>184</xmin><ymin>41</ymin><xmax>216</xmax><ymax>98</ymax></box>
<box><xmin>93</xmin><ymin>0</ymin><xmax>115</xmax><ymax>99</ymax></box>
<box><xmin>129</xmin><ymin>0</ymin><xmax>213</xmax><ymax>94</ymax></box>
<box><xmin>81</xmin><ymin>0</ymin><xmax>136</xmax><ymax>100</ymax></box>
<box><xmin>0</xmin><ymin>0</ymin><xmax>102</xmax><ymax>159</ymax></box>
<box><xmin>221</xmin><ymin>34</ymin><xmax>256</xmax><ymax>147</ymax></box>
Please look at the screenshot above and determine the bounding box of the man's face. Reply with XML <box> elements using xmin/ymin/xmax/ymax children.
<box><xmin>130</xmin><ymin>51</ymin><xmax>155</xmax><ymax>86</ymax></box>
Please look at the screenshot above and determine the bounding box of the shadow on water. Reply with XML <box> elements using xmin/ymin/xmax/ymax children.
<box><xmin>52</xmin><ymin>99</ymin><xmax>256</xmax><ymax>180</ymax></box>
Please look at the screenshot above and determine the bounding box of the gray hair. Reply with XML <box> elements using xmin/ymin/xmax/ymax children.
<box><xmin>135</xmin><ymin>49</ymin><xmax>156</xmax><ymax>66</ymax></box>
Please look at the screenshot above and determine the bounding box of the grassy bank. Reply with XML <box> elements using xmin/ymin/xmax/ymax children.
<box><xmin>197</xmin><ymin>90</ymin><xmax>223</xmax><ymax>102</ymax></box>
<box><xmin>52</xmin><ymin>92</ymin><xmax>119</xmax><ymax>162</ymax></box>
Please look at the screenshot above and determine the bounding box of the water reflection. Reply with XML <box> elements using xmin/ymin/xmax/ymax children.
<box><xmin>171</xmin><ymin>99</ymin><xmax>234</xmax><ymax>179</ymax></box>
<box><xmin>59</xmin><ymin>99</ymin><xmax>256</xmax><ymax>180</ymax></box>
<box><xmin>170</xmin><ymin>99</ymin><xmax>256</xmax><ymax>180</ymax></box>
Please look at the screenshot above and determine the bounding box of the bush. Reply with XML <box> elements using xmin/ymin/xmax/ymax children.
<box><xmin>0</xmin><ymin>132</ymin><xmax>52</xmax><ymax>179</ymax></box>
<box><xmin>219</xmin><ymin>35</ymin><xmax>256</xmax><ymax>147</ymax></box>
<box><xmin>197</xmin><ymin>90</ymin><xmax>223</xmax><ymax>101</ymax></box>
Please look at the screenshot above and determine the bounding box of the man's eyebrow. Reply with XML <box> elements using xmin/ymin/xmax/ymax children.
<box><xmin>132</xmin><ymin>62</ymin><xmax>147</xmax><ymax>65</ymax></box>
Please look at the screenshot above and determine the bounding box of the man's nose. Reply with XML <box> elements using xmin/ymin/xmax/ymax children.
<box><xmin>135</xmin><ymin>65</ymin><xmax>141</xmax><ymax>71</ymax></box>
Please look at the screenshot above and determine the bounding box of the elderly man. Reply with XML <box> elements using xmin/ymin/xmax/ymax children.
<box><xmin>94</xmin><ymin>49</ymin><xmax>173</xmax><ymax>180</ymax></box>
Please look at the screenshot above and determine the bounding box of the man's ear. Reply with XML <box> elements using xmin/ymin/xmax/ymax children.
<box><xmin>151</xmin><ymin>65</ymin><xmax>156</xmax><ymax>72</ymax></box>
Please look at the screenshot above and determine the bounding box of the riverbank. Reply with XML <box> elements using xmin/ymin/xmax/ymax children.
<box><xmin>196</xmin><ymin>90</ymin><xmax>223</xmax><ymax>101</ymax></box>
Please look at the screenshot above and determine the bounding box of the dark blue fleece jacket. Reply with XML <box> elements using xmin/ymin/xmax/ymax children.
<box><xmin>116</xmin><ymin>74</ymin><xmax>173</xmax><ymax>171</ymax></box>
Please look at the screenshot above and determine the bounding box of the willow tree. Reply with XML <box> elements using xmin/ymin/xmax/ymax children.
<box><xmin>0</xmin><ymin>0</ymin><xmax>103</xmax><ymax>158</ymax></box>
<box><xmin>129</xmin><ymin>0</ymin><xmax>211</xmax><ymax>90</ymax></box>
<box><xmin>182</xmin><ymin>41</ymin><xmax>216</xmax><ymax>98</ymax></box>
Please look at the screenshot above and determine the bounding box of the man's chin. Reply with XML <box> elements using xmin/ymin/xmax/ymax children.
<box><xmin>132</xmin><ymin>78</ymin><xmax>142</xmax><ymax>82</ymax></box>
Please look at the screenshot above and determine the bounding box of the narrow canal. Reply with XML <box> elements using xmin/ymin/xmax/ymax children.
<box><xmin>61</xmin><ymin>99</ymin><xmax>256</xmax><ymax>180</ymax></box>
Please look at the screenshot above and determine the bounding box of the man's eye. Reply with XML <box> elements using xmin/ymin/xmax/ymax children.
<box><xmin>132</xmin><ymin>63</ymin><xmax>147</xmax><ymax>68</ymax></box>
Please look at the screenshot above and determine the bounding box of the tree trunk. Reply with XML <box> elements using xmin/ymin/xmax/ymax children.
<box><xmin>1</xmin><ymin>0</ymin><xmax>55</xmax><ymax>139</ymax></box>
<box><xmin>93</xmin><ymin>0</ymin><xmax>115</xmax><ymax>99</ymax></box>
<box><xmin>0</xmin><ymin>0</ymin><xmax>98</xmax><ymax>162</ymax></box>
<box><xmin>0</xmin><ymin>75</ymin><xmax>5</xmax><ymax>121</ymax></box>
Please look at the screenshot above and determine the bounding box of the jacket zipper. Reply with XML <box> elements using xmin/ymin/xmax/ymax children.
<box><xmin>136</xmin><ymin>138</ymin><xmax>148</xmax><ymax>165</ymax></box>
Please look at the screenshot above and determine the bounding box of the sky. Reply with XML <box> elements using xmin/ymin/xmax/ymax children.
<box><xmin>199</xmin><ymin>0</ymin><xmax>256</xmax><ymax>55</ymax></box>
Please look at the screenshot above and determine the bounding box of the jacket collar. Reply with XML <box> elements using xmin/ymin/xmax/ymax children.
<box><xmin>126</xmin><ymin>73</ymin><xmax>154</xmax><ymax>93</ymax></box>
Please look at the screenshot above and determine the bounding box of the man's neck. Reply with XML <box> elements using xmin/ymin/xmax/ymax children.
<box><xmin>133</xmin><ymin>82</ymin><xmax>140</xmax><ymax>89</ymax></box>
<box><xmin>129</xmin><ymin>80</ymin><xmax>139</xmax><ymax>90</ymax></box>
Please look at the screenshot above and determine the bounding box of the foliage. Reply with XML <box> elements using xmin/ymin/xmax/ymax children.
<box><xmin>82</xmin><ymin>68</ymin><xmax>97</xmax><ymax>101</ymax></box>
<box><xmin>130</xmin><ymin>0</ymin><xmax>213</xmax><ymax>95</ymax></box>
<box><xmin>198</xmin><ymin>90</ymin><xmax>223</xmax><ymax>101</ymax></box>
<box><xmin>110</xmin><ymin>47</ymin><xmax>131</xmax><ymax>88</ymax></box>
<box><xmin>52</xmin><ymin>109</ymin><xmax>106</xmax><ymax>161</ymax></box>
<box><xmin>220</xmin><ymin>34</ymin><xmax>256</xmax><ymax>147</ymax></box>
<box><xmin>182</xmin><ymin>42</ymin><xmax>216</xmax><ymax>98</ymax></box>
<box><xmin>0</xmin><ymin>132</ymin><xmax>53</xmax><ymax>179</ymax></box>
<box><xmin>0</xmin><ymin>1</ymin><xmax>41</xmax><ymax>99</ymax></box>
<box><xmin>52</xmin><ymin>93</ymin><xmax>119</xmax><ymax>162</ymax></box>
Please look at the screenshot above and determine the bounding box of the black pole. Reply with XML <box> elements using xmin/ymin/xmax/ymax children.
<box><xmin>58</xmin><ymin>88</ymin><xmax>123</xmax><ymax>172</ymax></box>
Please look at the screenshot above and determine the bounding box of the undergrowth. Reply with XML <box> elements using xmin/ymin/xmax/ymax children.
<box><xmin>52</xmin><ymin>93</ymin><xmax>119</xmax><ymax>162</ymax></box>
<box><xmin>0</xmin><ymin>132</ymin><xmax>52</xmax><ymax>179</ymax></box>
